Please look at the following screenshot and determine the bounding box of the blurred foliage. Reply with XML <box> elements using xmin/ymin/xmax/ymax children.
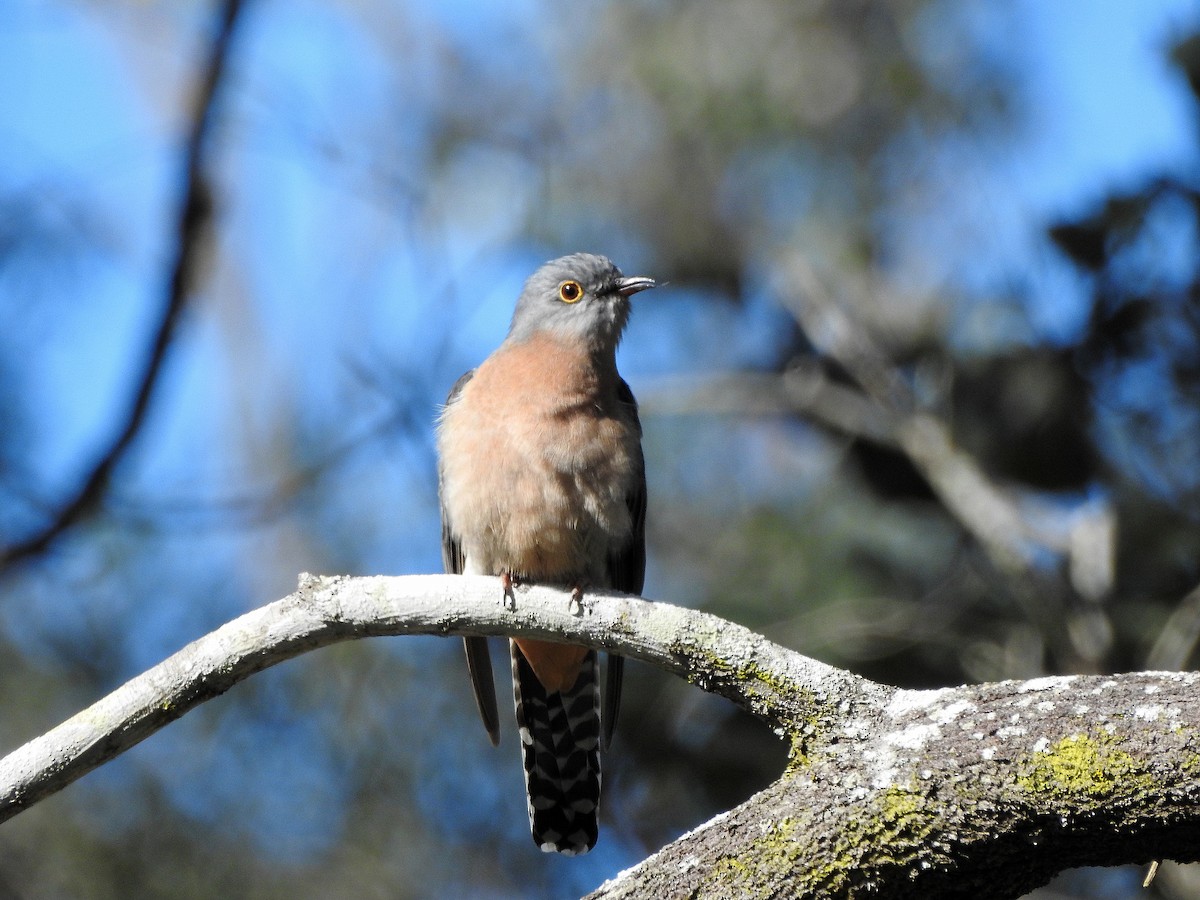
<box><xmin>0</xmin><ymin>0</ymin><xmax>1198</xmax><ymax>897</ymax></box>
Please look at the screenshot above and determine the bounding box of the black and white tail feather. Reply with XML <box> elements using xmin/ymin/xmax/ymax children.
<box><xmin>511</xmin><ymin>642</ymin><xmax>602</xmax><ymax>855</ymax></box>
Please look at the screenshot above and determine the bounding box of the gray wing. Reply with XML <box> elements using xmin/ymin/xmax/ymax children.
<box><xmin>603</xmin><ymin>377</ymin><xmax>647</xmax><ymax>749</ymax></box>
<box><xmin>440</xmin><ymin>369</ymin><xmax>501</xmax><ymax>746</ymax></box>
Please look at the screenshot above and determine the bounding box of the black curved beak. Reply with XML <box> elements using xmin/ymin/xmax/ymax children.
<box><xmin>615</xmin><ymin>276</ymin><xmax>657</xmax><ymax>297</ymax></box>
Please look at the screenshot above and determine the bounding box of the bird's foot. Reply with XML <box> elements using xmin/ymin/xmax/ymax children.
<box><xmin>501</xmin><ymin>571</ymin><xmax>520</xmax><ymax>610</ymax></box>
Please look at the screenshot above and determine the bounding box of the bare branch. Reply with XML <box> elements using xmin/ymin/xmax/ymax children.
<box><xmin>1148</xmin><ymin>582</ymin><xmax>1200</xmax><ymax>671</ymax></box>
<box><xmin>0</xmin><ymin>0</ymin><xmax>246</xmax><ymax>568</ymax></box>
<box><xmin>640</xmin><ymin>365</ymin><xmax>1047</xmax><ymax>574</ymax></box>
<box><xmin>769</xmin><ymin>256</ymin><xmax>1075</xmax><ymax>577</ymax></box>
<box><xmin>638</xmin><ymin>365</ymin><xmax>896</xmax><ymax>445</ymax></box>
<box><xmin>0</xmin><ymin>574</ymin><xmax>875</xmax><ymax>824</ymax></box>
<box><xmin>590</xmin><ymin>667</ymin><xmax>1200</xmax><ymax>899</ymax></box>
<box><xmin>893</xmin><ymin>413</ymin><xmax>1037</xmax><ymax>571</ymax></box>
<box><xmin>2</xmin><ymin>574</ymin><xmax>1200</xmax><ymax>898</ymax></box>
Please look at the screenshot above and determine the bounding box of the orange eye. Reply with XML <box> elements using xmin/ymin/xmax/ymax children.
<box><xmin>558</xmin><ymin>280</ymin><xmax>583</xmax><ymax>303</ymax></box>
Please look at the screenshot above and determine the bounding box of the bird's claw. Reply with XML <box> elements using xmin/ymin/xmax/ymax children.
<box><xmin>501</xmin><ymin>571</ymin><xmax>519</xmax><ymax>610</ymax></box>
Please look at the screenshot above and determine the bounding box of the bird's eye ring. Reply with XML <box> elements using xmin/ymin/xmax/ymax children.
<box><xmin>558</xmin><ymin>280</ymin><xmax>583</xmax><ymax>303</ymax></box>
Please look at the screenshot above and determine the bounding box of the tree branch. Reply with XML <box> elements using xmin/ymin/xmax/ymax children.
<box><xmin>777</xmin><ymin>256</ymin><xmax>1056</xmax><ymax>576</ymax></box>
<box><xmin>0</xmin><ymin>574</ymin><xmax>875</xmax><ymax>823</ymax></box>
<box><xmin>1</xmin><ymin>574</ymin><xmax>1198</xmax><ymax>899</ymax></box>
<box><xmin>591</xmin><ymin>667</ymin><xmax>1200</xmax><ymax>899</ymax></box>
<box><xmin>641</xmin><ymin>365</ymin><xmax>1061</xmax><ymax>576</ymax></box>
<box><xmin>0</xmin><ymin>0</ymin><xmax>246</xmax><ymax>568</ymax></box>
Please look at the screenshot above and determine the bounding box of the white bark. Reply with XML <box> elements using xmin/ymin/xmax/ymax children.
<box><xmin>1</xmin><ymin>573</ymin><xmax>1197</xmax><ymax>899</ymax></box>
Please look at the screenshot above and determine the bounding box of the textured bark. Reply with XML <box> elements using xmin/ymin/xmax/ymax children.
<box><xmin>590</xmin><ymin>673</ymin><xmax>1200</xmax><ymax>898</ymax></box>
<box><xmin>0</xmin><ymin>574</ymin><xmax>1197</xmax><ymax>898</ymax></box>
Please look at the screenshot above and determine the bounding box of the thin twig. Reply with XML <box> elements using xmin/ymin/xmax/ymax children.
<box><xmin>0</xmin><ymin>0</ymin><xmax>246</xmax><ymax>567</ymax></box>
<box><xmin>1147</xmin><ymin>583</ymin><xmax>1200</xmax><ymax>672</ymax></box>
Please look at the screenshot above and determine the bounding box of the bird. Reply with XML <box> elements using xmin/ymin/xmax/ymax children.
<box><xmin>436</xmin><ymin>252</ymin><xmax>654</xmax><ymax>855</ymax></box>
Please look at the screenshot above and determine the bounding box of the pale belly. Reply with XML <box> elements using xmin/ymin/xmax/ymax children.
<box><xmin>437</xmin><ymin>338</ymin><xmax>640</xmax><ymax>586</ymax></box>
<box><xmin>440</xmin><ymin>403</ymin><xmax>637</xmax><ymax>584</ymax></box>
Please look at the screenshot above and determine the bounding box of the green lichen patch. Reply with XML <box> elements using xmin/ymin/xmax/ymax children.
<box><xmin>701</xmin><ymin>783</ymin><xmax>939</xmax><ymax>897</ymax></box>
<box><xmin>876</xmin><ymin>785</ymin><xmax>929</xmax><ymax>845</ymax></box>
<box><xmin>679</xmin><ymin>642</ymin><xmax>819</xmax><ymax>724</ymax></box>
<box><xmin>784</xmin><ymin>733</ymin><xmax>810</xmax><ymax>773</ymax></box>
<box><xmin>704</xmin><ymin>814</ymin><xmax>808</xmax><ymax>899</ymax></box>
<box><xmin>1018</xmin><ymin>733</ymin><xmax>1146</xmax><ymax>801</ymax></box>
<box><xmin>1181</xmin><ymin>750</ymin><xmax>1200</xmax><ymax>774</ymax></box>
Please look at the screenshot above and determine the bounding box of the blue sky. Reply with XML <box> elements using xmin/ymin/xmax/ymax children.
<box><xmin>3</xmin><ymin>0</ymin><xmax>1197</xmax><ymax>489</ymax></box>
<box><xmin>1018</xmin><ymin>0</ymin><xmax>1197</xmax><ymax>206</ymax></box>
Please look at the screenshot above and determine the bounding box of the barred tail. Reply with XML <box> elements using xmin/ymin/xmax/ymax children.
<box><xmin>510</xmin><ymin>641</ymin><xmax>601</xmax><ymax>855</ymax></box>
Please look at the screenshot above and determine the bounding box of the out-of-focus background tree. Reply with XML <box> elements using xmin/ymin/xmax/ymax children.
<box><xmin>1</xmin><ymin>0</ymin><xmax>1198</xmax><ymax>896</ymax></box>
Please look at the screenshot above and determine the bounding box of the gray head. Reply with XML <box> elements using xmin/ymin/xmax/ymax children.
<box><xmin>506</xmin><ymin>253</ymin><xmax>656</xmax><ymax>354</ymax></box>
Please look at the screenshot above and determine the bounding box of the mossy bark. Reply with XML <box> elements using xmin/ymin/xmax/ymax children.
<box><xmin>2</xmin><ymin>575</ymin><xmax>1198</xmax><ymax>899</ymax></box>
<box><xmin>590</xmin><ymin>672</ymin><xmax>1200</xmax><ymax>899</ymax></box>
